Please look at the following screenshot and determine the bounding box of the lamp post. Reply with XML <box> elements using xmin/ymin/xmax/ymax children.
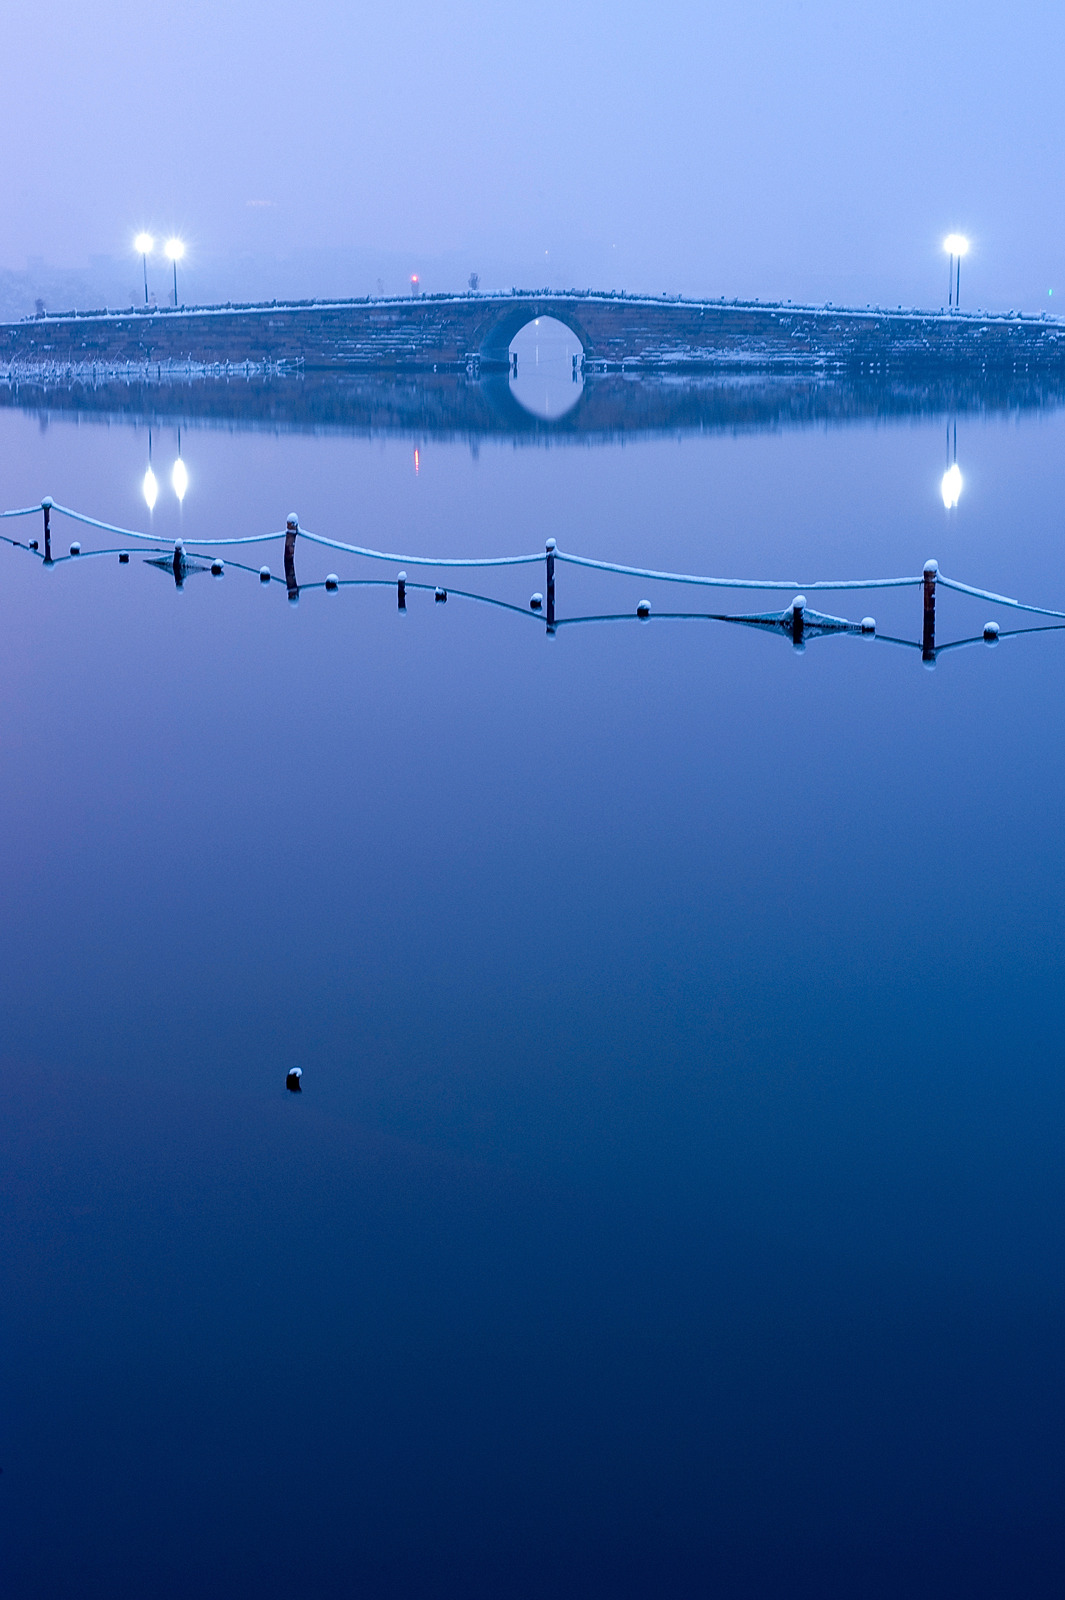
<box><xmin>165</xmin><ymin>238</ymin><xmax>185</xmax><ymax>306</ymax></box>
<box><xmin>134</xmin><ymin>233</ymin><xmax>154</xmax><ymax>304</ymax></box>
<box><xmin>943</xmin><ymin>234</ymin><xmax>969</xmax><ymax>310</ymax></box>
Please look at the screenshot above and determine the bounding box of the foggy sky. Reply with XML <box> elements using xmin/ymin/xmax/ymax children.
<box><xmin>4</xmin><ymin>0</ymin><xmax>1063</xmax><ymax>311</ymax></box>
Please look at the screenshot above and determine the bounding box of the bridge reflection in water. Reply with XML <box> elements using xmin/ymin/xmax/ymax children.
<box><xmin>3</xmin><ymin>364</ymin><xmax>1064</xmax><ymax>443</ymax></box>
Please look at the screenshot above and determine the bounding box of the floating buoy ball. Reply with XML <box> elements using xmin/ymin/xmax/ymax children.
<box><xmin>286</xmin><ymin>1068</ymin><xmax>303</xmax><ymax>1093</ymax></box>
<box><xmin>861</xmin><ymin>617</ymin><xmax>876</xmax><ymax>635</ymax></box>
<box><xmin>636</xmin><ymin>599</ymin><xmax>651</xmax><ymax>618</ymax></box>
<box><xmin>119</xmin><ymin>552</ymin><xmax>129</xmax><ymax>564</ymax></box>
<box><xmin>259</xmin><ymin>566</ymin><xmax>271</xmax><ymax>583</ymax></box>
<box><xmin>325</xmin><ymin>574</ymin><xmax>339</xmax><ymax>591</ymax></box>
<box><xmin>69</xmin><ymin>542</ymin><xmax>81</xmax><ymax>556</ymax></box>
<box><xmin>530</xmin><ymin>592</ymin><xmax>543</xmax><ymax>610</ymax></box>
<box><xmin>983</xmin><ymin>621</ymin><xmax>1000</xmax><ymax>644</ymax></box>
<box><xmin>435</xmin><ymin>587</ymin><xmax>447</xmax><ymax>602</ymax></box>
<box><xmin>211</xmin><ymin>560</ymin><xmax>224</xmax><ymax>577</ymax></box>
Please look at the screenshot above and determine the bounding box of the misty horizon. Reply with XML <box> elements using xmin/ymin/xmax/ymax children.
<box><xmin>3</xmin><ymin>0</ymin><xmax>1062</xmax><ymax>322</ymax></box>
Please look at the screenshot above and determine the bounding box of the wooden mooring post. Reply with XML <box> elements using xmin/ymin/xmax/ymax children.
<box><xmin>284</xmin><ymin>513</ymin><xmax>299</xmax><ymax>601</ymax></box>
<box><xmin>546</xmin><ymin>538</ymin><xmax>556</xmax><ymax>630</ymax></box>
<box><xmin>42</xmin><ymin>497</ymin><xmax>52</xmax><ymax>564</ymax></box>
<box><xmin>923</xmin><ymin>559</ymin><xmax>938</xmax><ymax>663</ymax></box>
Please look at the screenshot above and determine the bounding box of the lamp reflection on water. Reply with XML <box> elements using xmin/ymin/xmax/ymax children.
<box><xmin>172</xmin><ymin>428</ymin><xmax>188</xmax><ymax>502</ymax></box>
<box><xmin>940</xmin><ymin>418</ymin><xmax>962</xmax><ymax>509</ymax></box>
<box><xmin>141</xmin><ymin>427</ymin><xmax>160</xmax><ymax>510</ymax></box>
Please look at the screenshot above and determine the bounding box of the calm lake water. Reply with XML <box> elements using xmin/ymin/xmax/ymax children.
<box><xmin>2</xmin><ymin>371</ymin><xmax>1065</xmax><ymax>1597</ymax></box>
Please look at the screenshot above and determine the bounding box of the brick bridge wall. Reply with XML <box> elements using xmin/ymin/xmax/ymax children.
<box><xmin>2</xmin><ymin>293</ymin><xmax>1063</xmax><ymax>374</ymax></box>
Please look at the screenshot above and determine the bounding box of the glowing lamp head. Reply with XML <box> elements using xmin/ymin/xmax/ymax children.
<box><xmin>143</xmin><ymin>465</ymin><xmax>159</xmax><ymax>511</ymax></box>
<box><xmin>940</xmin><ymin>462</ymin><xmax>963</xmax><ymax>509</ymax></box>
<box><xmin>171</xmin><ymin>458</ymin><xmax>188</xmax><ymax>502</ymax></box>
<box><xmin>944</xmin><ymin>234</ymin><xmax>970</xmax><ymax>257</ymax></box>
<box><xmin>134</xmin><ymin>233</ymin><xmax>154</xmax><ymax>256</ymax></box>
<box><xmin>164</xmin><ymin>237</ymin><xmax>185</xmax><ymax>262</ymax></box>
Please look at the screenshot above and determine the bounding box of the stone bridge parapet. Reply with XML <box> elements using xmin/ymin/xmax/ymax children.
<box><xmin>2</xmin><ymin>292</ymin><xmax>1063</xmax><ymax>376</ymax></box>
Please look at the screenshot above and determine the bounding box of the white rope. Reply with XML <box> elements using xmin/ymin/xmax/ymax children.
<box><xmin>297</xmin><ymin>529</ymin><xmax>543</xmax><ymax>567</ymax></box>
<box><xmin>554</xmin><ymin>550</ymin><xmax>922</xmax><ymax>591</ymax></box>
<box><xmin>0</xmin><ymin>506</ymin><xmax>41</xmax><ymax>519</ymax></box>
<box><xmin>936</xmin><ymin>574</ymin><xmax>1065</xmax><ymax>621</ymax></box>
<box><xmin>54</xmin><ymin>505</ymin><xmax>285</xmax><ymax>546</ymax></box>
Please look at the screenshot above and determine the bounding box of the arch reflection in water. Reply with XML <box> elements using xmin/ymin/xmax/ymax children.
<box><xmin>508</xmin><ymin>316</ymin><xmax>585</xmax><ymax>420</ymax></box>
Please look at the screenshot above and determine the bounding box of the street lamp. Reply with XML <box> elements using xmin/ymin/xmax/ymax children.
<box><xmin>944</xmin><ymin>234</ymin><xmax>969</xmax><ymax>309</ymax></box>
<box><xmin>165</xmin><ymin>237</ymin><xmax>185</xmax><ymax>306</ymax></box>
<box><xmin>134</xmin><ymin>233</ymin><xmax>154</xmax><ymax>305</ymax></box>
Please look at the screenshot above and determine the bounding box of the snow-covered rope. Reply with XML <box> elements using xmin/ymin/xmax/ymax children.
<box><xmin>936</xmin><ymin>574</ymin><xmax>1065</xmax><ymax>622</ymax></box>
<box><xmin>53</xmin><ymin>505</ymin><xmax>285</xmax><ymax>547</ymax></box>
<box><xmin>10</xmin><ymin>502</ymin><xmax>1065</xmax><ymax>617</ymax></box>
<box><xmin>296</xmin><ymin>529</ymin><xmax>543</xmax><ymax>568</ymax></box>
<box><xmin>50</xmin><ymin>505</ymin><xmax>545</xmax><ymax>565</ymax></box>
<box><xmin>554</xmin><ymin>549</ymin><xmax>921</xmax><ymax>591</ymax></box>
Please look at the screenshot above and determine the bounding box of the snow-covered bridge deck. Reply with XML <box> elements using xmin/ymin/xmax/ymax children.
<box><xmin>2</xmin><ymin>292</ymin><xmax>1063</xmax><ymax>376</ymax></box>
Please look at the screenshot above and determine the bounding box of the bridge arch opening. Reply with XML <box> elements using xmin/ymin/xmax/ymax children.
<box><xmin>507</xmin><ymin>317</ymin><xmax>585</xmax><ymax>420</ymax></box>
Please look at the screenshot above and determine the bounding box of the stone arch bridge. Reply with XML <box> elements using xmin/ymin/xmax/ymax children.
<box><xmin>2</xmin><ymin>292</ymin><xmax>1063</xmax><ymax>375</ymax></box>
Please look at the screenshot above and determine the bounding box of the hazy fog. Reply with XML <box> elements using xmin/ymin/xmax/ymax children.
<box><xmin>3</xmin><ymin>0</ymin><xmax>1062</xmax><ymax>313</ymax></box>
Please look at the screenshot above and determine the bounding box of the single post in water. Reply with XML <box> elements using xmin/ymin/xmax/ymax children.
<box><xmin>398</xmin><ymin>571</ymin><xmax>406</xmax><ymax>610</ymax></box>
<box><xmin>546</xmin><ymin>538</ymin><xmax>556</xmax><ymax>629</ymax></box>
<box><xmin>790</xmin><ymin>594</ymin><xmax>806</xmax><ymax>649</ymax></box>
<box><xmin>42</xmin><ymin>497</ymin><xmax>52</xmax><ymax>564</ymax></box>
<box><xmin>923</xmin><ymin>560</ymin><xmax>938</xmax><ymax>662</ymax></box>
<box><xmin>284</xmin><ymin>513</ymin><xmax>299</xmax><ymax>601</ymax></box>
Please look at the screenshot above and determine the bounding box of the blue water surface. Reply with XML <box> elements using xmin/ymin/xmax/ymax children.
<box><xmin>1</xmin><ymin>388</ymin><xmax>1064</xmax><ymax>1597</ymax></box>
